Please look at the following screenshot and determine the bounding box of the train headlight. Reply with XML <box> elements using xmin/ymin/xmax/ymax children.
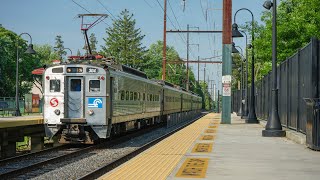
<box><xmin>88</xmin><ymin>110</ymin><xmax>94</xmax><ymax>116</ymax></box>
<box><xmin>54</xmin><ymin>109</ymin><xmax>60</xmax><ymax>115</ymax></box>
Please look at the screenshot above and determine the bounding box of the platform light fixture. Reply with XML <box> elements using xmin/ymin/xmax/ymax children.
<box><xmin>15</xmin><ymin>33</ymin><xmax>36</xmax><ymax>116</ymax></box>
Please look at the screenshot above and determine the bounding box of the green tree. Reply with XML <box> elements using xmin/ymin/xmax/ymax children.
<box><xmin>33</xmin><ymin>44</ymin><xmax>59</xmax><ymax>65</ymax></box>
<box><xmin>77</xmin><ymin>49</ymin><xmax>81</xmax><ymax>56</ymax></box>
<box><xmin>83</xmin><ymin>33</ymin><xmax>98</xmax><ymax>55</ymax></box>
<box><xmin>142</xmin><ymin>40</ymin><xmax>199</xmax><ymax>91</ymax></box>
<box><xmin>240</xmin><ymin>0</ymin><xmax>320</xmax><ymax>81</ymax></box>
<box><xmin>101</xmin><ymin>9</ymin><xmax>146</xmax><ymax>69</ymax></box>
<box><xmin>54</xmin><ymin>35</ymin><xmax>66</xmax><ymax>60</ymax></box>
<box><xmin>89</xmin><ymin>33</ymin><xmax>98</xmax><ymax>54</ymax></box>
<box><xmin>0</xmin><ymin>27</ymin><xmax>38</xmax><ymax>97</ymax></box>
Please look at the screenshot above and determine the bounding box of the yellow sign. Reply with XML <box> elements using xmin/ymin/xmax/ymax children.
<box><xmin>208</xmin><ymin>124</ymin><xmax>218</xmax><ymax>129</ymax></box>
<box><xmin>205</xmin><ymin>129</ymin><xmax>217</xmax><ymax>133</ymax></box>
<box><xmin>176</xmin><ymin>158</ymin><xmax>209</xmax><ymax>178</ymax></box>
<box><xmin>200</xmin><ymin>135</ymin><xmax>215</xmax><ymax>140</ymax></box>
<box><xmin>192</xmin><ymin>143</ymin><xmax>213</xmax><ymax>153</ymax></box>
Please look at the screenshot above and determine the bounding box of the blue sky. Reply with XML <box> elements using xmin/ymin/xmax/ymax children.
<box><xmin>0</xmin><ymin>0</ymin><xmax>269</xmax><ymax>92</ymax></box>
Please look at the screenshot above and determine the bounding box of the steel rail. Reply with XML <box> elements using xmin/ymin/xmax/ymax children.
<box><xmin>78</xmin><ymin>112</ymin><xmax>206</xmax><ymax>180</ymax></box>
<box><xmin>0</xmin><ymin>123</ymin><xmax>164</xmax><ymax>179</ymax></box>
<box><xmin>0</xmin><ymin>144</ymin><xmax>68</xmax><ymax>165</ymax></box>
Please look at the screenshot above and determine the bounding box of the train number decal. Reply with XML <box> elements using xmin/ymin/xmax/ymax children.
<box><xmin>88</xmin><ymin>98</ymin><xmax>103</xmax><ymax>108</ymax></box>
<box><xmin>50</xmin><ymin>98</ymin><xmax>59</xmax><ymax>107</ymax></box>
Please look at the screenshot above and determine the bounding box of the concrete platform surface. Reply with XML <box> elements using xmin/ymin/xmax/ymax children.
<box><xmin>101</xmin><ymin>113</ymin><xmax>320</xmax><ymax>180</ymax></box>
<box><xmin>0</xmin><ymin>115</ymin><xmax>43</xmax><ymax>128</ymax></box>
<box><xmin>168</xmin><ymin>114</ymin><xmax>320</xmax><ymax>180</ymax></box>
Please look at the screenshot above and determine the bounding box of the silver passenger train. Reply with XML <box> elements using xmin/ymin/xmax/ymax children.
<box><xmin>43</xmin><ymin>60</ymin><xmax>202</xmax><ymax>144</ymax></box>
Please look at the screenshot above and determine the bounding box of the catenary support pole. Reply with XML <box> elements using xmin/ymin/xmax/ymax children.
<box><xmin>198</xmin><ymin>56</ymin><xmax>200</xmax><ymax>83</ymax></box>
<box><xmin>162</xmin><ymin>0</ymin><xmax>167</xmax><ymax>80</ymax></box>
<box><xmin>221</xmin><ymin>0</ymin><xmax>232</xmax><ymax>123</ymax></box>
<box><xmin>218</xmin><ymin>90</ymin><xmax>220</xmax><ymax>113</ymax></box>
<box><xmin>186</xmin><ymin>24</ymin><xmax>190</xmax><ymax>91</ymax></box>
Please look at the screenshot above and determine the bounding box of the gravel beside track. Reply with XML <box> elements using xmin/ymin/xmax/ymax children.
<box><xmin>33</xmin><ymin>127</ymin><xmax>170</xmax><ymax>179</ymax></box>
<box><xmin>0</xmin><ymin>145</ymin><xmax>71</xmax><ymax>175</ymax></box>
<box><xmin>32</xmin><ymin>115</ymin><xmax>204</xmax><ymax>180</ymax></box>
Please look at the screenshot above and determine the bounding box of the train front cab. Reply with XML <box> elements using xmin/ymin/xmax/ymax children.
<box><xmin>44</xmin><ymin>65</ymin><xmax>112</xmax><ymax>144</ymax></box>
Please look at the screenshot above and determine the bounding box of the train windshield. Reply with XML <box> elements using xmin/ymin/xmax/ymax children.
<box><xmin>71</xmin><ymin>79</ymin><xmax>81</xmax><ymax>91</ymax></box>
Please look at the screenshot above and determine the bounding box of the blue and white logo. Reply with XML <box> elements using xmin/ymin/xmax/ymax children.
<box><xmin>88</xmin><ymin>98</ymin><xmax>103</xmax><ymax>108</ymax></box>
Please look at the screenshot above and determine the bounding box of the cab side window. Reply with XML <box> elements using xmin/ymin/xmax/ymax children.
<box><xmin>89</xmin><ymin>80</ymin><xmax>100</xmax><ymax>92</ymax></box>
<box><xmin>50</xmin><ymin>80</ymin><xmax>60</xmax><ymax>92</ymax></box>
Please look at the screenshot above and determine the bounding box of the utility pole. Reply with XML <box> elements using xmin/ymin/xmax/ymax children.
<box><xmin>217</xmin><ymin>90</ymin><xmax>220</xmax><ymax>113</ymax></box>
<box><xmin>162</xmin><ymin>0</ymin><xmax>167</xmax><ymax>80</ymax></box>
<box><xmin>186</xmin><ymin>24</ymin><xmax>190</xmax><ymax>91</ymax></box>
<box><xmin>166</xmin><ymin>27</ymin><xmax>222</xmax><ymax>91</ymax></box>
<box><xmin>204</xmin><ymin>65</ymin><xmax>206</xmax><ymax>84</ymax></box>
<box><xmin>221</xmin><ymin>0</ymin><xmax>232</xmax><ymax>123</ymax></box>
<box><xmin>213</xmin><ymin>83</ymin><xmax>216</xmax><ymax>112</ymax></box>
<box><xmin>198</xmin><ymin>56</ymin><xmax>200</xmax><ymax>83</ymax></box>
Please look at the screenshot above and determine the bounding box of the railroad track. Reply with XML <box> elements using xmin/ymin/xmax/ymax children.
<box><xmin>0</xmin><ymin>113</ymin><xmax>205</xmax><ymax>179</ymax></box>
<box><xmin>78</xmin><ymin>113</ymin><xmax>206</xmax><ymax>180</ymax></box>
<box><xmin>0</xmin><ymin>123</ymin><xmax>164</xmax><ymax>179</ymax></box>
<box><xmin>0</xmin><ymin>144</ymin><xmax>68</xmax><ymax>165</ymax></box>
<box><xmin>0</xmin><ymin>144</ymin><xmax>89</xmax><ymax>179</ymax></box>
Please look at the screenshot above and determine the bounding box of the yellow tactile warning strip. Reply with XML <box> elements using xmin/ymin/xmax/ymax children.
<box><xmin>0</xmin><ymin>118</ymin><xmax>43</xmax><ymax>128</ymax></box>
<box><xmin>175</xmin><ymin>117</ymin><xmax>220</xmax><ymax>179</ymax></box>
<box><xmin>199</xmin><ymin>135</ymin><xmax>215</xmax><ymax>140</ymax></box>
<box><xmin>99</xmin><ymin>113</ymin><xmax>219</xmax><ymax>180</ymax></box>
<box><xmin>191</xmin><ymin>143</ymin><xmax>213</xmax><ymax>153</ymax></box>
<box><xmin>175</xmin><ymin>158</ymin><xmax>209</xmax><ymax>178</ymax></box>
<box><xmin>204</xmin><ymin>129</ymin><xmax>217</xmax><ymax>133</ymax></box>
<box><xmin>208</xmin><ymin>124</ymin><xmax>218</xmax><ymax>128</ymax></box>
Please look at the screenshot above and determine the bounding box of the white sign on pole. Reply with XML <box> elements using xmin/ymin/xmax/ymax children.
<box><xmin>222</xmin><ymin>75</ymin><xmax>232</xmax><ymax>83</ymax></box>
<box><xmin>223</xmin><ymin>84</ymin><xmax>231</xmax><ymax>96</ymax></box>
<box><xmin>222</xmin><ymin>75</ymin><xmax>232</xmax><ymax>96</ymax></box>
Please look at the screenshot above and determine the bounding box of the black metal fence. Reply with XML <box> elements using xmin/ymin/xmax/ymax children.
<box><xmin>232</xmin><ymin>38</ymin><xmax>320</xmax><ymax>134</ymax></box>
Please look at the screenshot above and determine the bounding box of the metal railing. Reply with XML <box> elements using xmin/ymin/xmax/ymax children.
<box><xmin>232</xmin><ymin>38</ymin><xmax>320</xmax><ymax>134</ymax></box>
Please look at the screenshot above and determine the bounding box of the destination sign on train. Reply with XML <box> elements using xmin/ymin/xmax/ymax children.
<box><xmin>87</xmin><ymin>68</ymin><xmax>98</xmax><ymax>73</ymax></box>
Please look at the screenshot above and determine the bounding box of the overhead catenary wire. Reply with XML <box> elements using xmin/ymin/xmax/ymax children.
<box><xmin>154</xmin><ymin>0</ymin><xmax>187</xmax><ymax>46</ymax></box>
<box><xmin>144</xmin><ymin>0</ymin><xmax>154</xmax><ymax>8</ymax></box>
<box><xmin>71</xmin><ymin>0</ymin><xmax>109</xmax><ymax>26</ymax></box>
<box><xmin>168</xmin><ymin>0</ymin><xmax>187</xmax><ymax>41</ymax></box>
<box><xmin>199</xmin><ymin>0</ymin><xmax>207</xmax><ymax>21</ymax></box>
<box><xmin>96</xmin><ymin>0</ymin><xmax>117</xmax><ymax>20</ymax></box>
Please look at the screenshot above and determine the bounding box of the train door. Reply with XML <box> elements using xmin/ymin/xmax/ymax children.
<box><xmin>67</xmin><ymin>77</ymin><xmax>84</xmax><ymax>118</ymax></box>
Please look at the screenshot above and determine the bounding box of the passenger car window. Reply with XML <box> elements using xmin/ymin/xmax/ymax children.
<box><xmin>50</xmin><ymin>80</ymin><xmax>60</xmax><ymax>92</ymax></box>
<box><xmin>71</xmin><ymin>79</ymin><xmax>81</xmax><ymax>91</ymax></box>
<box><xmin>120</xmin><ymin>91</ymin><xmax>125</xmax><ymax>100</ymax></box>
<box><xmin>126</xmin><ymin>91</ymin><xmax>129</xmax><ymax>100</ymax></box>
<box><xmin>134</xmin><ymin>92</ymin><xmax>138</xmax><ymax>101</ymax></box>
<box><xmin>89</xmin><ymin>80</ymin><xmax>100</xmax><ymax>92</ymax></box>
<box><xmin>130</xmin><ymin>92</ymin><xmax>134</xmax><ymax>101</ymax></box>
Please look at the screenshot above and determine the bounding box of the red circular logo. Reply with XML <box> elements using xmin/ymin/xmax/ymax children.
<box><xmin>50</xmin><ymin>98</ymin><xmax>59</xmax><ymax>107</ymax></box>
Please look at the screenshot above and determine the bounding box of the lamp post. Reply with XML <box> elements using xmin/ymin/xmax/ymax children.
<box><xmin>238</xmin><ymin>30</ymin><xmax>249</xmax><ymax>118</ymax></box>
<box><xmin>262</xmin><ymin>0</ymin><xmax>286</xmax><ymax>137</ymax></box>
<box><xmin>232</xmin><ymin>8</ymin><xmax>259</xmax><ymax>123</ymax></box>
<box><xmin>236</xmin><ymin>45</ymin><xmax>245</xmax><ymax>117</ymax></box>
<box><xmin>232</xmin><ymin>44</ymin><xmax>245</xmax><ymax>117</ymax></box>
<box><xmin>15</xmin><ymin>33</ymin><xmax>36</xmax><ymax>116</ymax></box>
<box><xmin>54</xmin><ymin>47</ymin><xmax>73</xmax><ymax>63</ymax></box>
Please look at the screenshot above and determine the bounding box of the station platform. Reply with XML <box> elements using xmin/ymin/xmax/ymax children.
<box><xmin>100</xmin><ymin>113</ymin><xmax>320</xmax><ymax>180</ymax></box>
<box><xmin>0</xmin><ymin>115</ymin><xmax>43</xmax><ymax>128</ymax></box>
